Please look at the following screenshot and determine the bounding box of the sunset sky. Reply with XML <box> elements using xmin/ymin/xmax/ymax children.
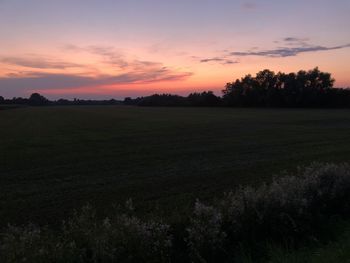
<box><xmin>0</xmin><ymin>0</ymin><xmax>349</xmax><ymax>99</ymax></box>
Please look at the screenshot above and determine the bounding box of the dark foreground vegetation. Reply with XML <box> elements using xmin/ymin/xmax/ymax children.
<box><xmin>2</xmin><ymin>107</ymin><xmax>350</xmax><ymax>228</ymax></box>
<box><xmin>1</xmin><ymin>68</ymin><xmax>350</xmax><ymax>108</ymax></box>
<box><xmin>1</xmin><ymin>163</ymin><xmax>350</xmax><ymax>262</ymax></box>
<box><xmin>1</xmin><ymin>106</ymin><xmax>350</xmax><ymax>261</ymax></box>
<box><xmin>1</xmin><ymin>67</ymin><xmax>350</xmax><ymax>261</ymax></box>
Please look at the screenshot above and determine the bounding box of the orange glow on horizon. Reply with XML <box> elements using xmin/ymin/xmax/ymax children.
<box><xmin>1</xmin><ymin>41</ymin><xmax>350</xmax><ymax>98</ymax></box>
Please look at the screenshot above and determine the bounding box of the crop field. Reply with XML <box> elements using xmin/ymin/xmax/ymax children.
<box><xmin>1</xmin><ymin>106</ymin><xmax>350</xmax><ymax>227</ymax></box>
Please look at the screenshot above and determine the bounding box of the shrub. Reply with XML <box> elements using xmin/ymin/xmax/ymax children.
<box><xmin>1</xmin><ymin>163</ymin><xmax>350</xmax><ymax>262</ymax></box>
<box><xmin>0</xmin><ymin>204</ymin><xmax>172</xmax><ymax>263</ymax></box>
<box><xmin>187</xmin><ymin>163</ymin><xmax>350</xmax><ymax>262</ymax></box>
<box><xmin>186</xmin><ymin>201</ymin><xmax>227</xmax><ymax>262</ymax></box>
<box><xmin>0</xmin><ymin>224</ymin><xmax>58</xmax><ymax>263</ymax></box>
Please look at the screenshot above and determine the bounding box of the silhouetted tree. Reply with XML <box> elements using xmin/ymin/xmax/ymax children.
<box><xmin>124</xmin><ymin>92</ymin><xmax>221</xmax><ymax>107</ymax></box>
<box><xmin>123</xmin><ymin>97</ymin><xmax>134</xmax><ymax>105</ymax></box>
<box><xmin>0</xmin><ymin>68</ymin><xmax>347</xmax><ymax>108</ymax></box>
<box><xmin>188</xmin><ymin>91</ymin><xmax>221</xmax><ymax>106</ymax></box>
<box><xmin>137</xmin><ymin>94</ymin><xmax>188</xmax><ymax>106</ymax></box>
<box><xmin>56</xmin><ymin>99</ymin><xmax>71</xmax><ymax>105</ymax></box>
<box><xmin>223</xmin><ymin>68</ymin><xmax>336</xmax><ymax>107</ymax></box>
<box><xmin>28</xmin><ymin>93</ymin><xmax>49</xmax><ymax>106</ymax></box>
<box><xmin>11</xmin><ymin>97</ymin><xmax>28</xmax><ymax>105</ymax></box>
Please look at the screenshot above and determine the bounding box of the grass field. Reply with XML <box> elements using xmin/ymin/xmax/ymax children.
<box><xmin>1</xmin><ymin>106</ymin><xmax>350</xmax><ymax>227</ymax></box>
<box><xmin>267</xmin><ymin>221</ymin><xmax>350</xmax><ymax>263</ymax></box>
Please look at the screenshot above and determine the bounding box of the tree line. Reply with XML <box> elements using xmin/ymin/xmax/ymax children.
<box><xmin>0</xmin><ymin>93</ymin><xmax>123</xmax><ymax>106</ymax></box>
<box><xmin>223</xmin><ymin>67</ymin><xmax>350</xmax><ymax>107</ymax></box>
<box><xmin>124</xmin><ymin>91</ymin><xmax>221</xmax><ymax>107</ymax></box>
<box><xmin>125</xmin><ymin>68</ymin><xmax>350</xmax><ymax>107</ymax></box>
<box><xmin>1</xmin><ymin>68</ymin><xmax>350</xmax><ymax>108</ymax></box>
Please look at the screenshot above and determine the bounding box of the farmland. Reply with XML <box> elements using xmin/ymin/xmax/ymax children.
<box><xmin>1</xmin><ymin>106</ymin><xmax>350</xmax><ymax>227</ymax></box>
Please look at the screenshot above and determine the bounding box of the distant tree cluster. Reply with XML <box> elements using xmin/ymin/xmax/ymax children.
<box><xmin>0</xmin><ymin>93</ymin><xmax>49</xmax><ymax>106</ymax></box>
<box><xmin>188</xmin><ymin>91</ymin><xmax>222</xmax><ymax>106</ymax></box>
<box><xmin>223</xmin><ymin>67</ymin><xmax>350</xmax><ymax>107</ymax></box>
<box><xmin>0</xmin><ymin>93</ymin><xmax>123</xmax><ymax>106</ymax></box>
<box><xmin>124</xmin><ymin>91</ymin><xmax>221</xmax><ymax>107</ymax></box>
<box><xmin>124</xmin><ymin>68</ymin><xmax>350</xmax><ymax>108</ymax></box>
<box><xmin>124</xmin><ymin>94</ymin><xmax>188</xmax><ymax>106</ymax></box>
<box><xmin>1</xmin><ymin>68</ymin><xmax>350</xmax><ymax>108</ymax></box>
<box><xmin>54</xmin><ymin>98</ymin><xmax>122</xmax><ymax>106</ymax></box>
<box><xmin>28</xmin><ymin>93</ymin><xmax>49</xmax><ymax>106</ymax></box>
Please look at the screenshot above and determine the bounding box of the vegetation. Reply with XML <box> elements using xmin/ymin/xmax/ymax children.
<box><xmin>124</xmin><ymin>68</ymin><xmax>350</xmax><ymax>107</ymax></box>
<box><xmin>28</xmin><ymin>93</ymin><xmax>50</xmax><ymax>106</ymax></box>
<box><xmin>124</xmin><ymin>91</ymin><xmax>222</xmax><ymax>107</ymax></box>
<box><xmin>1</xmin><ymin>69</ymin><xmax>350</xmax><ymax>261</ymax></box>
<box><xmin>0</xmin><ymin>204</ymin><xmax>172</xmax><ymax>263</ymax></box>
<box><xmin>1</xmin><ymin>163</ymin><xmax>350</xmax><ymax>262</ymax></box>
<box><xmin>2</xmin><ymin>107</ymin><xmax>350</xmax><ymax>227</ymax></box>
<box><xmin>1</xmin><ymin>68</ymin><xmax>350</xmax><ymax>108</ymax></box>
<box><xmin>267</xmin><ymin>221</ymin><xmax>350</xmax><ymax>263</ymax></box>
<box><xmin>0</xmin><ymin>94</ymin><xmax>123</xmax><ymax>106</ymax></box>
<box><xmin>223</xmin><ymin>67</ymin><xmax>350</xmax><ymax>107</ymax></box>
<box><xmin>187</xmin><ymin>163</ymin><xmax>350</xmax><ymax>262</ymax></box>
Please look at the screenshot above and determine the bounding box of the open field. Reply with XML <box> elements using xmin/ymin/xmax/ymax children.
<box><xmin>0</xmin><ymin>105</ymin><xmax>25</xmax><ymax>110</ymax></box>
<box><xmin>1</xmin><ymin>106</ymin><xmax>350</xmax><ymax>226</ymax></box>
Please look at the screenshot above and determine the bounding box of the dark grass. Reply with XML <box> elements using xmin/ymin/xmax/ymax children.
<box><xmin>266</xmin><ymin>220</ymin><xmax>350</xmax><ymax>263</ymax></box>
<box><xmin>0</xmin><ymin>104</ymin><xmax>26</xmax><ymax>110</ymax></box>
<box><xmin>1</xmin><ymin>106</ymin><xmax>350</xmax><ymax>227</ymax></box>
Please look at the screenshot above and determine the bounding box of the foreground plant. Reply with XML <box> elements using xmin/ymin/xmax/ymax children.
<box><xmin>0</xmin><ymin>204</ymin><xmax>172</xmax><ymax>263</ymax></box>
<box><xmin>1</xmin><ymin>163</ymin><xmax>350</xmax><ymax>262</ymax></box>
<box><xmin>187</xmin><ymin>163</ymin><xmax>350</xmax><ymax>262</ymax></box>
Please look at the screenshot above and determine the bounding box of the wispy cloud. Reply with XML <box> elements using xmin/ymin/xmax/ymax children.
<box><xmin>0</xmin><ymin>67</ymin><xmax>193</xmax><ymax>97</ymax></box>
<box><xmin>62</xmin><ymin>44</ymin><xmax>129</xmax><ymax>69</ymax></box>
<box><xmin>86</xmin><ymin>45</ymin><xmax>130</xmax><ymax>68</ymax></box>
<box><xmin>230</xmin><ymin>43</ymin><xmax>350</xmax><ymax>58</ymax></box>
<box><xmin>62</xmin><ymin>44</ymin><xmax>181</xmax><ymax>72</ymax></box>
<box><xmin>241</xmin><ymin>2</ymin><xmax>257</xmax><ymax>10</ymax></box>
<box><xmin>195</xmin><ymin>38</ymin><xmax>350</xmax><ymax>65</ymax></box>
<box><xmin>200</xmin><ymin>57</ymin><xmax>239</xmax><ymax>65</ymax></box>
<box><xmin>283</xmin><ymin>37</ymin><xmax>309</xmax><ymax>43</ymax></box>
<box><xmin>0</xmin><ymin>70</ymin><xmax>192</xmax><ymax>91</ymax></box>
<box><xmin>227</xmin><ymin>37</ymin><xmax>350</xmax><ymax>58</ymax></box>
<box><xmin>1</xmin><ymin>56</ymin><xmax>82</xmax><ymax>69</ymax></box>
<box><xmin>0</xmin><ymin>44</ymin><xmax>193</xmax><ymax>96</ymax></box>
<box><xmin>282</xmin><ymin>37</ymin><xmax>310</xmax><ymax>47</ymax></box>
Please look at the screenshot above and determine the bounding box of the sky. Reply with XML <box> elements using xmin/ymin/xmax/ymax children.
<box><xmin>0</xmin><ymin>0</ymin><xmax>349</xmax><ymax>99</ymax></box>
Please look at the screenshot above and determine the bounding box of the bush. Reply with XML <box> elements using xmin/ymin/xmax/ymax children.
<box><xmin>186</xmin><ymin>201</ymin><xmax>227</xmax><ymax>262</ymax></box>
<box><xmin>187</xmin><ymin>163</ymin><xmax>350</xmax><ymax>262</ymax></box>
<box><xmin>1</xmin><ymin>163</ymin><xmax>350</xmax><ymax>262</ymax></box>
<box><xmin>0</xmin><ymin>205</ymin><xmax>172</xmax><ymax>263</ymax></box>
